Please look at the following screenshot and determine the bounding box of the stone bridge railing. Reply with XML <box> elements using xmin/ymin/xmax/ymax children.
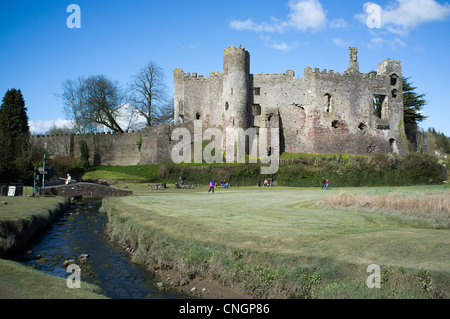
<box><xmin>40</xmin><ymin>182</ymin><xmax>133</xmax><ymax>198</ymax></box>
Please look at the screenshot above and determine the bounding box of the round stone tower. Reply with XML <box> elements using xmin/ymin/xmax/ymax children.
<box><xmin>222</xmin><ymin>46</ymin><xmax>250</xmax><ymax>130</ymax></box>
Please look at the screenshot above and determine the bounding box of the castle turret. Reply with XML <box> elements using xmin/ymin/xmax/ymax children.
<box><xmin>376</xmin><ymin>58</ymin><xmax>406</xmax><ymax>153</ymax></box>
<box><xmin>173</xmin><ymin>68</ymin><xmax>185</xmax><ymax>125</ymax></box>
<box><xmin>222</xmin><ymin>46</ymin><xmax>250</xmax><ymax>130</ymax></box>
<box><xmin>347</xmin><ymin>47</ymin><xmax>359</xmax><ymax>73</ymax></box>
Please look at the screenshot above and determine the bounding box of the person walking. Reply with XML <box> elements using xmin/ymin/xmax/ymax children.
<box><xmin>326</xmin><ymin>178</ymin><xmax>330</xmax><ymax>190</ymax></box>
<box><xmin>208</xmin><ymin>180</ymin><xmax>215</xmax><ymax>193</ymax></box>
<box><xmin>321</xmin><ymin>177</ymin><xmax>326</xmax><ymax>190</ymax></box>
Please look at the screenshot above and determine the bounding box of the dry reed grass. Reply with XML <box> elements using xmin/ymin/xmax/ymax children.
<box><xmin>317</xmin><ymin>191</ymin><xmax>450</xmax><ymax>228</ymax></box>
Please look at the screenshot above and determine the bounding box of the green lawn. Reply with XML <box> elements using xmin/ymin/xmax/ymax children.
<box><xmin>0</xmin><ymin>259</ymin><xmax>107</xmax><ymax>299</ymax></box>
<box><xmin>82</xmin><ymin>164</ymin><xmax>160</xmax><ymax>182</ymax></box>
<box><xmin>104</xmin><ymin>184</ymin><xmax>450</xmax><ymax>298</ymax></box>
<box><xmin>0</xmin><ymin>195</ymin><xmax>107</xmax><ymax>299</ymax></box>
<box><xmin>0</xmin><ymin>195</ymin><xmax>66</xmax><ymax>222</ymax></box>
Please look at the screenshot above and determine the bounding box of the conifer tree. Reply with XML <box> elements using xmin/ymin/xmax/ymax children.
<box><xmin>0</xmin><ymin>88</ymin><xmax>30</xmax><ymax>163</ymax></box>
<box><xmin>403</xmin><ymin>77</ymin><xmax>427</xmax><ymax>149</ymax></box>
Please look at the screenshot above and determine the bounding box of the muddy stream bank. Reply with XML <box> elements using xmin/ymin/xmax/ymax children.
<box><xmin>7</xmin><ymin>197</ymin><xmax>186</xmax><ymax>299</ymax></box>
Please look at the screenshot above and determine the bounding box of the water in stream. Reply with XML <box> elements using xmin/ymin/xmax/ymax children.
<box><xmin>9</xmin><ymin>198</ymin><xmax>184</xmax><ymax>299</ymax></box>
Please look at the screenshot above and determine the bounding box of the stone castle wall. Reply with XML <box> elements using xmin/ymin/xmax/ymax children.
<box><xmin>31</xmin><ymin>124</ymin><xmax>174</xmax><ymax>166</ymax></box>
<box><xmin>32</xmin><ymin>46</ymin><xmax>408</xmax><ymax>168</ymax></box>
<box><xmin>174</xmin><ymin>46</ymin><xmax>408</xmax><ymax>156</ymax></box>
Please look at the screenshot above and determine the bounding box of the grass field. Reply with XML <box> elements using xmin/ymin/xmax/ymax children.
<box><xmin>0</xmin><ymin>194</ymin><xmax>107</xmax><ymax>299</ymax></box>
<box><xmin>0</xmin><ymin>258</ymin><xmax>107</xmax><ymax>299</ymax></box>
<box><xmin>0</xmin><ymin>194</ymin><xmax>65</xmax><ymax>222</ymax></box>
<box><xmin>103</xmin><ymin>184</ymin><xmax>450</xmax><ymax>298</ymax></box>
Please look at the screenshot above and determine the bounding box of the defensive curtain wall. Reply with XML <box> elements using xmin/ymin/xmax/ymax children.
<box><xmin>31</xmin><ymin>46</ymin><xmax>408</xmax><ymax>168</ymax></box>
<box><xmin>30</xmin><ymin>124</ymin><xmax>174</xmax><ymax>167</ymax></box>
<box><xmin>174</xmin><ymin>46</ymin><xmax>408</xmax><ymax>156</ymax></box>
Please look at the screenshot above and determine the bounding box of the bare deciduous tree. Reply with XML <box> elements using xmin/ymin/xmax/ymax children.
<box><xmin>129</xmin><ymin>61</ymin><xmax>171</xmax><ymax>127</ymax></box>
<box><xmin>60</xmin><ymin>75</ymin><xmax>128</xmax><ymax>133</ymax></box>
<box><xmin>84</xmin><ymin>75</ymin><xmax>126</xmax><ymax>133</ymax></box>
<box><xmin>61</xmin><ymin>77</ymin><xmax>96</xmax><ymax>134</ymax></box>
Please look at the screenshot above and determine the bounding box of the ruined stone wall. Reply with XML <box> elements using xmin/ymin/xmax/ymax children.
<box><xmin>31</xmin><ymin>46</ymin><xmax>408</xmax><ymax>169</ymax></box>
<box><xmin>30</xmin><ymin>124</ymin><xmax>174</xmax><ymax>166</ymax></box>
<box><xmin>265</xmin><ymin>64</ymin><xmax>407</xmax><ymax>155</ymax></box>
<box><xmin>174</xmin><ymin>46</ymin><xmax>408</xmax><ymax>156</ymax></box>
<box><xmin>174</xmin><ymin>69</ymin><xmax>223</xmax><ymax>127</ymax></box>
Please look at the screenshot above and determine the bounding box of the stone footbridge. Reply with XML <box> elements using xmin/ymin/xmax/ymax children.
<box><xmin>40</xmin><ymin>182</ymin><xmax>133</xmax><ymax>198</ymax></box>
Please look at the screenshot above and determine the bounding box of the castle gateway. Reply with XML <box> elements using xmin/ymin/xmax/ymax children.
<box><xmin>173</xmin><ymin>46</ymin><xmax>407</xmax><ymax>156</ymax></box>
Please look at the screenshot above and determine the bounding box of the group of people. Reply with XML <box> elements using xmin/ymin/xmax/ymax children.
<box><xmin>256</xmin><ymin>178</ymin><xmax>275</xmax><ymax>187</ymax></box>
<box><xmin>207</xmin><ymin>179</ymin><xmax>237</xmax><ymax>193</ymax></box>
<box><xmin>321</xmin><ymin>177</ymin><xmax>331</xmax><ymax>190</ymax></box>
<box><xmin>219</xmin><ymin>180</ymin><xmax>229</xmax><ymax>188</ymax></box>
<box><xmin>180</xmin><ymin>175</ymin><xmax>331</xmax><ymax>192</ymax></box>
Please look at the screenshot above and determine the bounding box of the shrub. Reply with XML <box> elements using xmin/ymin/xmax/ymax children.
<box><xmin>79</xmin><ymin>139</ymin><xmax>90</xmax><ymax>168</ymax></box>
<box><xmin>158</xmin><ymin>159</ymin><xmax>178</xmax><ymax>179</ymax></box>
<box><xmin>13</xmin><ymin>157</ymin><xmax>34</xmax><ymax>184</ymax></box>
<box><xmin>399</xmin><ymin>153</ymin><xmax>441</xmax><ymax>184</ymax></box>
<box><xmin>51</xmin><ymin>155</ymin><xmax>87</xmax><ymax>179</ymax></box>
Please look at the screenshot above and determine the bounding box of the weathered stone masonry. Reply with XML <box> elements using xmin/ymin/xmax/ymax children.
<box><xmin>31</xmin><ymin>46</ymin><xmax>407</xmax><ymax>167</ymax></box>
<box><xmin>174</xmin><ymin>46</ymin><xmax>407</xmax><ymax>156</ymax></box>
<box><xmin>31</xmin><ymin>124</ymin><xmax>174</xmax><ymax>166</ymax></box>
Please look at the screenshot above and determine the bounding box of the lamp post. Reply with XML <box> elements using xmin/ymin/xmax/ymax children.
<box><xmin>42</xmin><ymin>153</ymin><xmax>46</xmax><ymax>188</ymax></box>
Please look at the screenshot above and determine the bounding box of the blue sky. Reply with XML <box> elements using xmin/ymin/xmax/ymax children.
<box><xmin>1</xmin><ymin>0</ymin><xmax>449</xmax><ymax>135</ymax></box>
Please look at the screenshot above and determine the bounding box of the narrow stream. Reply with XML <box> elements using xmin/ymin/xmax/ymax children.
<box><xmin>9</xmin><ymin>197</ymin><xmax>185</xmax><ymax>299</ymax></box>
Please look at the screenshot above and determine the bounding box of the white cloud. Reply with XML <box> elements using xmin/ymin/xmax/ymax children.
<box><xmin>270</xmin><ymin>42</ymin><xmax>293</xmax><ymax>52</ymax></box>
<box><xmin>286</xmin><ymin>0</ymin><xmax>327</xmax><ymax>31</ymax></box>
<box><xmin>414</xmin><ymin>45</ymin><xmax>426</xmax><ymax>52</ymax></box>
<box><xmin>29</xmin><ymin>104</ymin><xmax>148</xmax><ymax>135</ymax></box>
<box><xmin>230</xmin><ymin>18</ymin><xmax>283</xmax><ymax>33</ymax></box>
<box><xmin>357</xmin><ymin>0</ymin><xmax>450</xmax><ymax>35</ymax></box>
<box><xmin>329</xmin><ymin>18</ymin><xmax>348</xmax><ymax>28</ymax></box>
<box><xmin>29</xmin><ymin>118</ymin><xmax>73</xmax><ymax>135</ymax></box>
<box><xmin>367</xmin><ymin>37</ymin><xmax>407</xmax><ymax>49</ymax></box>
<box><xmin>333</xmin><ymin>37</ymin><xmax>353</xmax><ymax>48</ymax></box>
<box><xmin>260</xmin><ymin>35</ymin><xmax>306</xmax><ymax>52</ymax></box>
<box><xmin>230</xmin><ymin>0</ymin><xmax>328</xmax><ymax>33</ymax></box>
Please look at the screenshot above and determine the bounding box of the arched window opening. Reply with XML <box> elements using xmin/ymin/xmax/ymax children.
<box><xmin>390</xmin><ymin>74</ymin><xmax>399</xmax><ymax>86</ymax></box>
<box><xmin>390</xmin><ymin>138</ymin><xmax>398</xmax><ymax>153</ymax></box>
<box><xmin>373</xmin><ymin>94</ymin><xmax>387</xmax><ymax>119</ymax></box>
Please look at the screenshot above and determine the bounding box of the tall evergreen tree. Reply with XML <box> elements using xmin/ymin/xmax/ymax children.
<box><xmin>0</xmin><ymin>88</ymin><xmax>30</xmax><ymax>163</ymax></box>
<box><xmin>403</xmin><ymin>77</ymin><xmax>427</xmax><ymax>149</ymax></box>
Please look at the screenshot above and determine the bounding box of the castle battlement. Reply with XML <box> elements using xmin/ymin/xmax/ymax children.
<box><xmin>223</xmin><ymin>45</ymin><xmax>249</xmax><ymax>54</ymax></box>
<box><xmin>303</xmin><ymin>66</ymin><xmax>387</xmax><ymax>81</ymax></box>
<box><xmin>174</xmin><ymin>46</ymin><xmax>407</xmax><ymax>156</ymax></box>
<box><xmin>35</xmin><ymin>46</ymin><xmax>407</xmax><ymax>169</ymax></box>
<box><xmin>31</xmin><ymin>124</ymin><xmax>173</xmax><ymax>167</ymax></box>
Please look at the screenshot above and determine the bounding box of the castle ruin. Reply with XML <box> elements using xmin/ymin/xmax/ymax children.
<box><xmin>32</xmin><ymin>46</ymin><xmax>407</xmax><ymax>168</ymax></box>
<box><xmin>174</xmin><ymin>46</ymin><xmax>407</xmax><ymax>156</ymax></box>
